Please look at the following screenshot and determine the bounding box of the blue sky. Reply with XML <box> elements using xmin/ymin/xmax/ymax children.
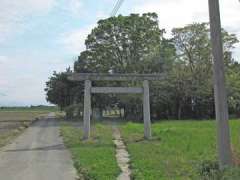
<box><xmin>0</xmin><ymin>0</ymin><xmax>239</xmax><ymax>106</ymax></box>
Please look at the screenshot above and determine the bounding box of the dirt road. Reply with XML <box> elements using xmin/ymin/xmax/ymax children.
<box><xmin>0</xmin><ymin>113</ymin><xmax>77</xmax><ymax>180</ymax></box>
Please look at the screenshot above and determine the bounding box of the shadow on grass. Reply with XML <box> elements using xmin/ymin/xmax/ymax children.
<box><xmin>66</xmin><ymin>141</ymin><xmax>114</xmax><ymax>149</ymax></box>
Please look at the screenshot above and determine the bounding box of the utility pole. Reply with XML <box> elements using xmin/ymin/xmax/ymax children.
<box><xmin>208</xmin><ymin>0</ymin><xmax>232</xmax><ymax>168</ymax></box>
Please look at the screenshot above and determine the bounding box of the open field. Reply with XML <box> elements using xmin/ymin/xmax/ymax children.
<box><xmin>61</xmin><ymin>122</ymin><xmax>120</xmax><ymax>180</ymax></box>
<box><xmin>0</xmin><ymin>106</ymin><xmax>59</xmax><ymax>112</ymax></box>
<box><xmin>0</xmin><ymin>108</ymin><xmax>56</xmax><ymax>147</ymax></box>
<box><xmin>120</xmin><ymin>120</ymin><xmax>240</xmax><ymax>180</ymax></box>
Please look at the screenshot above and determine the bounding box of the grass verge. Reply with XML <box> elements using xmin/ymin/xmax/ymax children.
<box><xmin>120</xmin><ymin>120</ymin><xmax>240</xmax><ymax>180</ymax></box>
<box><xmin>0</xmin><ymin>129</ymin><xmax>22</xmax><ymax>147</ymax></box>
<box><xmin>60</xmin><ymin>123</ymin><xmax>120</xmax><ymax>180</ymax></box>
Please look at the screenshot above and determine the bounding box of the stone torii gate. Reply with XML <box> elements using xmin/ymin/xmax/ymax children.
<box><xmin>68</xmin><ymin>73</ymin><xmax>163</xmax><ymax>140</ymax></box>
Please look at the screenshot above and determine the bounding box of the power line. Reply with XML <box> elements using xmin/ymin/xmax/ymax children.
<box><xmin>110</xmin><ymin>0</ymin><xmax>124</xmax><ymax>17</ymax></box>
<box><xmin>110</xmin><ymin>0</ymin><xmax>122</xmax><ymax>17</ymax></box>
<box><xmin>110</xmin><ymin>0</ymin><xmax>120</xmax><ymax>16</ymax></box>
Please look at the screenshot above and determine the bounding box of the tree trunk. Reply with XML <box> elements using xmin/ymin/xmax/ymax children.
<box><xmin>177</xmin><ymin>104</ymin><xmax>182</xmax><ymax>120</ymax></box>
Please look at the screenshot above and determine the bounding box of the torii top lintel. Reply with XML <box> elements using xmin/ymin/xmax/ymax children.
<box><xmin>68</xmin><ymin>73</ymin><xmax>163</xmax><ymax>81</ymax></box>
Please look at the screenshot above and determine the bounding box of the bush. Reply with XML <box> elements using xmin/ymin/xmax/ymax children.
<box><xmin>198</xmin><ymin>160</ymin><xmax>240</xmax><ymax>180</ymax></box>
<box><xmin>198</xmin><ymin>160</ymin><xmax>221</xmax><ymax>180</ymax></box>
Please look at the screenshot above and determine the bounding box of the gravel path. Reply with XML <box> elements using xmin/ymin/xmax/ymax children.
<box><xmin>113</xmin><ymin>126</ymin><xmax>131</xmax><ymax>180</ymax></box>
<box><xmin>0</xmin><ymin>113</ymin><xmax>78</xmax><ymax>180</ymax></box>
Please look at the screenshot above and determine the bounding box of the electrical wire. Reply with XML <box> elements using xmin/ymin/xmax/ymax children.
<box><xmin>110</xmin><ymin>0</ymin><xmax>124</xmax><ymax>17</ymax></box>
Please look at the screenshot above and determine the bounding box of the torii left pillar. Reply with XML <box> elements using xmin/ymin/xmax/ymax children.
<box><xmin>83</xmin><ymin>80</ymin><xmax>91</xmax><ymax>139</ymax></box>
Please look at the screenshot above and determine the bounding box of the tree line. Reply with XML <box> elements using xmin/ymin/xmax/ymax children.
<box><xmin>45</xmin><ymin>13</ymin><xmax>240</xmax><ymax>120</ymax></box>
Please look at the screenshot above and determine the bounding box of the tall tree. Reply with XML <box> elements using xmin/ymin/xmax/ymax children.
<box><xmin>45</xmin><ymin>68</ymin><xmax>83</xmax><ymax>115</ymax></box>
<box><xmin>75</xmin><ymin>13</ymin><xmax>168</xmax><ymax>73</ymax></box>
<box><xmin>226</xmin><ymin>62</ymin><xmax>240</xmax><ymax>117</ymax></box>
<box><xmin>74</xmin><ymin>13</ymin><xmax>175</xmax><ymax>120</ymax></box>
<box><xmin>170</xmin><ymin>23</ymin><xmax>238</xmax><ymax>119</ymax></box>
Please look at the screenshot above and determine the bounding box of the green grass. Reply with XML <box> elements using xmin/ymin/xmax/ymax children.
<box><xmin>120</xmin><ymin>120</ymin><xmax>240</xmax><ymax>180</ymax></box>
<box><xmin>61</xmin><ymin>123</ymin><xmax>120</xmax><ymax>180</ymax></box>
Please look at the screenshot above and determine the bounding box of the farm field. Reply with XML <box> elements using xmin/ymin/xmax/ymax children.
<box><xmin>61</xmin><ymin>119</ymin><xmax>240</xmax><ymax>180</ymax></box>
<box><xmin>0</xmin><ymin>106</ymin><xmax>59</xmax><ymax>112</ymax></box>
<box><xmin>0</xmin><ymin>107</ymin><xmax>57</xmax><ymax>147</ymax></box>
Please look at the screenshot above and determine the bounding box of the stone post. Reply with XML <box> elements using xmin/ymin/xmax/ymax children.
<box><xmin>83</xmin><ymin>80</ymin><xmax>91</xmax><ymax>139</ymax></box>
<box><xmin>143</xmin><ymin>80</ymin><xmax>151</xmax><ymax>139</ymax></box>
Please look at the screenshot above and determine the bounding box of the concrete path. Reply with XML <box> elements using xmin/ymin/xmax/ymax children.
<box><xmin>0</xmin><ymin>113</ymin><xmax>78</xmax><ymax>180</ymax></box>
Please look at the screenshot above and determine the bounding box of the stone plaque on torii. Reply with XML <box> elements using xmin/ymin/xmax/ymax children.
<box><xmin>68</xmin><ymin>73</ymin><xmax>163</xmax><ymax>140</ymax></box>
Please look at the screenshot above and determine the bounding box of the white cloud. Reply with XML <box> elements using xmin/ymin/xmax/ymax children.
<box><xmin>68</xmin><ymin>0</ymin><xmax>84</xmax><ymax>17</ymax></box>
<box><xmin>57</xmin><ymin>1</ymin><xmax>108</xmax><ymax>55</ymax></box>
<box><xmin>0</xmin><ymin>0</ymin><xmax>56</xmax><ymax>43</ymax></box>
<box><xmin>0</xmin><ymin>55</ymin><xmax>7</xmax><ymax>64</ymax></box>
<box><xmin>54</xmin><ymin>0</ymin><xmax>87</xmax><ymax>18</ymax></box>
<box><xmin>96</xmin><ymin>11</ymin><xmax>108</xmax><ymax>20</ymax></box>
<box><xmin>59</xmin><ymin>24</ymin><xmax>94</xmax><ymax>54</ymax></box>
<box><xmin>0</xmin><ymin>53</ymin><xmax>71</xmax><ymax>106</ymax></box>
